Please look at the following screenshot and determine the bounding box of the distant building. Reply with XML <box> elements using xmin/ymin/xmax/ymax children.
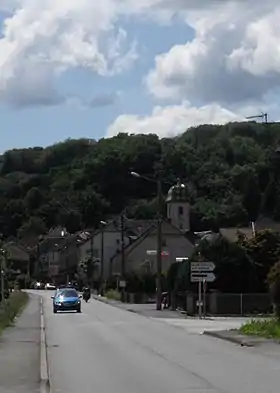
<box><xmin>111</xmin><ymin>180</ymin><xmax>197</xmax><ymax>277</ymax></box>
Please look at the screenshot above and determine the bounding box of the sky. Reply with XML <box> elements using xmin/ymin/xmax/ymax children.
<box><xmin>0</xmin><ymin>0</ymin><xmax>280</xmax><ymax>152</ymax></box>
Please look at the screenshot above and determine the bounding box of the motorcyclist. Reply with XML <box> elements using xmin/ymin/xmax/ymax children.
<box><xmin>82</xmin><ymin>285</ymin><xmax>90</xmax><ymax>301</ymax></box>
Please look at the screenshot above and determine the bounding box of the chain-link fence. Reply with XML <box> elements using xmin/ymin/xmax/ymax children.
<box><xmin>185</xmin><ymin>292</ymin><xmax>273</xmax><ymax>316</ymax></box>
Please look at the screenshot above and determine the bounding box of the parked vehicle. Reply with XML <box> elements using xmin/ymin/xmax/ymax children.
<box><xmin>45</xmin><ymin>282</ymin><xmax>56</xmax><ymax>290</ymax></box>
<box><xmin>51</xmin><ymin>288</ymin><xmax>82</xmax><ymax>313</ymax></box>
<box><xmin>34</xmin><ymin>281</ymin><xmax>44</xmax><ymax>290</ymax></box>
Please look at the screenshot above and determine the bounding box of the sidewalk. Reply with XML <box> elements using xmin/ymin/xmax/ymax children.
<box><xmin>0</xmin><ymin>293</ymin><xmax>40</xmax><ymax>393</ymax></box>
<box><xmin>92</xmin><ymin>294</ymin><xmax>185</xmax><ymax>319</ymax></box>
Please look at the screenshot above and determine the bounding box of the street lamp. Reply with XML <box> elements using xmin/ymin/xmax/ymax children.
<box><xmin>61</xmin><ymin>229</ymin><xmax>69</xmax><ymax>285</ymax></box>
<box><xmin>99</xmin><ymin>221</ymin><xmax>107</xmax><ymax>295</ymax></box>
<box><xmin>131</xmin><ymin>171</ymin><xmax>164</xmax><ymax>310</ymax></box>
<box><xmin>0</xmin><ymin>247</ymin><xmax>7</xmax><ymax>307</ymax></box>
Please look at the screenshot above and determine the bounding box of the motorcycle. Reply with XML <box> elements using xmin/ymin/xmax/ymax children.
<box><xmin>83</xmin><ymin>289</ymin><xmax>90</xmax><ymax>303</ymax></box>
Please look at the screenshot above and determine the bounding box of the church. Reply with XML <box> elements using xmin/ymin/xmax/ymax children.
<box><xmin>111</xmin><ymin>180</ymin><xmax>197</xmax><ymax>277</ymax></box>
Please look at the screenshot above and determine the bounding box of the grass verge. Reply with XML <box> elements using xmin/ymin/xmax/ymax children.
<box><xmin>240</xmin><ymin>318</ymin><xmax>280</xmax><ymax>340</ymax></box>
<box><xmin>0</xmin><ymin>291</ymin><xmax>29</xmax><ymax>335</ymax></box>
<box><xmin>104</xmin><ymin>289</ymin><xmax>121</xmax><ymax>301</ymax></box>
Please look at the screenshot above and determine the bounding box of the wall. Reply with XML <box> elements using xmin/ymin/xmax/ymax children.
<box><xmin>79</xmin><ymin>231</ymin><xmax>130</xmax><ymax>278</ymax></box>
<box><xmin>113</xmin><ymin>232</ymin><xmax>194</xmax><ymax>275</ymax></box>
<box><xmin>167</xmin><ymin>202</ymin><xmax>190</xmax><ymax>231</ymax></box>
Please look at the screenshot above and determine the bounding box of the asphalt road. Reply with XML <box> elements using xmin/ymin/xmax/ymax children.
<box><xmin>41</xmin><ymin>291</ymin><xmax>280</xmax><ymax>393</ymax></box>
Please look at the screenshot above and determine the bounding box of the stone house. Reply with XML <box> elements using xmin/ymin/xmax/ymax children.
<box><xmin>77</xmin><ymin>219</ymin><xmax>155</xmax><ymax>279</ymax></box>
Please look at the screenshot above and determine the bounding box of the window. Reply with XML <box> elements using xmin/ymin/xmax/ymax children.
<box><xmin>86</xmin><ymin>249</ymin><xmax>99</xmax><ymax>258</ymax></box>
<box><xmin>178</xmin><ymin>206</ymin><xmax>184</xmax><ymax>215</ymax></box>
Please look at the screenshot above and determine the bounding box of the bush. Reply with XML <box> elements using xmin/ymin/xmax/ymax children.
<box><xmin>267</xmin><ymin>261</ymin><xmax>280</xmax><ymax>320</ymax></box>
<box><xmin>105</xmin><ymin>289</ymin><xmax>121</xmax><ymax>301</ymax></box>
<box><xmin>0</xmin><ymin>291</ymin><xmax>28</xmax><ymax>334</ymax></box>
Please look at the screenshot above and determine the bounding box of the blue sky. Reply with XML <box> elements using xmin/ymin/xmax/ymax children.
<box><xmin>0</xmin><ymin>11</ymin><xmax>192</xmax><ymax>152</ymax></box>
<box><xmin>0</xmin><ymin>1</ymin><xmax>279</xmax><ymax>153</ymax></box>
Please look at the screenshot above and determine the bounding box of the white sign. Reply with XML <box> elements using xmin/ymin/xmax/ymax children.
<box><xmin>176</xmin><ymin>257</ymin><xmax>189</xmax><ymax>262</ymax></box>
<box><xmin>146</xmin><ymin>250</ymin><xmax>169</xmax><ymax>256</ymax></box>
<box><xmin>119</xmin><ymin>280</ymin><xmax>126</xmax><ymax>288</ymax></box>
<box><xmin>191</xmin><ymin>272</ymin><xmax>216</xmax><ymax>283</ymax></box>
<box><xmin>191</xmin><ymin>262</ymin><xmax>215</xmax><ymax>272</ymax></box>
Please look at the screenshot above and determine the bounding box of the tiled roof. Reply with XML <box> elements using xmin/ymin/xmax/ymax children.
<box><xmin>110</xmin><ymin>219</ymin><xmax>197</xmax><ymax>262</ymax></box>
<box><xmin>220</xmin><ymin>217</ymin><xmax>280</xmax><ymax>242</ymax></box>
<box><xmin>4</xmin><ymin>241</ymin><xmax>29</xmax><ymax>262</ymax></box>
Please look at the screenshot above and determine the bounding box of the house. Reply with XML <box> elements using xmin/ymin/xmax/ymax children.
<box><xmin>4</xmin><ymin>240</ymin><xmax>30</xmax><ymax>273</ymax></box>
<box><xmin>111</xmin><ymin>221</ymin><xmax>195</xmax><ymax>276</ymax></box>
<box><xmin>77</xmin><ymin>221</ymin><xmax>136</xmax><ymax>279</ymax></box>
<box><xmin>111</xmin><ymin>180</ymin><xmax>196</xmax><ymax>276</ymax></box>
<box><xmin>28</xmin><ymin>226</ymin><xmax>82</xmax><ymax>280</ymax></box>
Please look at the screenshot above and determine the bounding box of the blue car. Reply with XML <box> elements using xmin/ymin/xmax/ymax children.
<box><xmin>52</xmin><ymin>288</ymin><xmax>82</xmax><ymax>313</ymax></box>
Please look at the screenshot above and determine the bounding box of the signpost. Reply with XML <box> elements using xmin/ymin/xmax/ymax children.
<box><xmin>191</xmin><ymin>262</ymin><xmax>215</xmax><ymax>272</ymax></box>
<box><xmin>191</xmin><ymin>262</ymin><xmax>216</xmax><ymax>319</ymax></box>
<box><xmin>190</xmin><ymin>272</ymin><xmax>216</xmax><ymax>282</ymax></box>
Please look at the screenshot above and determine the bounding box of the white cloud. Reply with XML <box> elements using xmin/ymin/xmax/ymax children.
<box><xmin>0</xmin><ymin>0</ymin><xmax>279</xmax><ymax>116</ymax></box>
<box><xmin>107</xmin><ymin>101</ymin><xmax>244</xmax><ymax>138</ymax></box>
<box><xmin>145</xmin><ymin>0</ymin><xmax>280</xmax><ymax>105</ymax></box>
<box><xmin>0</xmin><ymin>0</ymin><xmax>138</xmax><ymax>107</ymax></box>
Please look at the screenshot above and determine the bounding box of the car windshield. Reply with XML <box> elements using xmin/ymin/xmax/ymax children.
<box><xmin>58</xmin><ymin>289</ymin><xmax>78</xmax><ymax>298</ymax></box>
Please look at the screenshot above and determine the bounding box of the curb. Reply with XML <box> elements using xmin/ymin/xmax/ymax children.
<box><xmin>203</xmin><ymin>330</ymin><xmax>254</xmax><ymax>347</ymax></box>
<box><xmin>40</xmin><ymin>297</ymin><xmax>51</xmax><ymax>393</ymax></box>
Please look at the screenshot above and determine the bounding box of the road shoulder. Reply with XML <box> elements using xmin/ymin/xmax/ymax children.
<box><xmin>0</xmin><ymin>292</ymin><xmax>41</xmax><ymax>393</ymax></box>
<box><xmin>203</xmin><ymin>329</ymin><xmax>280</xmax><ymax>347</ymax></box>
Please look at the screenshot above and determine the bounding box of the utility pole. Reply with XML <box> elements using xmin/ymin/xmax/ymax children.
<box><xmin>120</xmin><ymin>212</ymin><xmax>126</xmax><ymax>301</ymax></box>
<box><xmin>66</xmin><ymin>238</ymin><xmax>69</xmax><ymax>285</ymax></box>
<box><xmin>0</xmin><ymin>249</ymin><xmax>6</xmax><ymax>306</ymax></box>
<box><xmin>156</xmin><ymin>178</ymin><xmax>163</xmax><ymax>310</ymax></box>
<box><xmin>90</xmin><ymin>231</ymin><xmax>94</xmax><ymax>287</ymax></box>
<box><xmin>100</xmin><ymin>226</ymin><xmax>104</xmax><ymax>295</ymax></box>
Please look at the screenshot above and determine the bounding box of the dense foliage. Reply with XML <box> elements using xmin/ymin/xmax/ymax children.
<box><xmin>1</xmin><ymin>121</ymin><xmax>280</xmax><ymax>239</ymax></box>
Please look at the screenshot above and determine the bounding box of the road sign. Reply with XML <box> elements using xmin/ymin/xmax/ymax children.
<box><xmin>146</xmin><ymin>250</ymin><xmax>169</xmax><ymax>256</ymax></box>
<box><xmin>191</xmin><ymin>272</ymin><xmax>216</xmax><ymax>283</ymax></box>
<box><xmin>119</xmin><ymin>280</ymin><xmax>126</xmax><ymax>288</ymax></box>
<box><xmin>191</xmin><ymin>262</ymin><xmax>215</xmax><ymax>272</ymax></box>
<box><xmin>176</xmin><ymin>257</ymin><xmax>189</xmax><ymax>262</ymax></box>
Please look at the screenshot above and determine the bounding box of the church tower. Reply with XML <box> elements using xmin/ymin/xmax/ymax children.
<box><xmin>166</xmin><ymin>179</ymin><xmax>190</xmax><ymax>231</ymax></box>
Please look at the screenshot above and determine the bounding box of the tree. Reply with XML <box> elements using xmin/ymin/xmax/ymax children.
<box><xmin>192</xmin><ymin>235</ymin><xmax>256</xmax><ymax>293</ymax></box>
<box><xmin>18</xmin><ymin>217</ymin><xmax>47</xmax><ymax>239</ymax></box>
<box><xmin>0</xmin><ymin>122</ymin><xmax>280</xmax><ymax>240</ymax></box>
<box><xmin>238</xmin><ymin>229</ymin><xmax>280</xmax><ymax>292</ymax></box>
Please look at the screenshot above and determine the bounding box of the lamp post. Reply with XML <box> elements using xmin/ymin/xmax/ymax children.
<box><xmin>99</xmin><ymin>221</ymin><xmax>107</xmax><ymax>295</ymax></box>
<box><xmin>131</xmin><ymin>171</ymin><xmax>164</xmax><ymax>310</ymax></box>
<box><xmin>61</xmin><ymin>229</ymin><xmax>69</xmax><ymax>285</ymax></box>
<box><xmin>0</xmin><ymin>247</ymin><xmax>7</xmax><ymax>306</ymax></box>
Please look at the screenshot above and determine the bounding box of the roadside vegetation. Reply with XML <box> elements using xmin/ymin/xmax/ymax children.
<box><xmin>239</xmin><ymin>260</ymin><xmax>280</xmax><ymax>340</ymax></box>
<box><xmin>240</xmin><ymin>319</ymin><xmax>280</xmax><ymax>340</ymax></box>
<box><xmin>0</xmin><ymin>291</ymin><xmax>28</xmax><ymax>334</ymax></box>
<box><xmin>105</xmin><ymin>289</ymin><xmax>121</xmax><ymax>301</ymax></box>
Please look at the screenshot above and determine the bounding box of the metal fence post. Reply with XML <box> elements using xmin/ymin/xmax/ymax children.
<box><xmin>240</xmin><ymin>293</ymin><xmax>243</xmax><ymax>316</ymax></box>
